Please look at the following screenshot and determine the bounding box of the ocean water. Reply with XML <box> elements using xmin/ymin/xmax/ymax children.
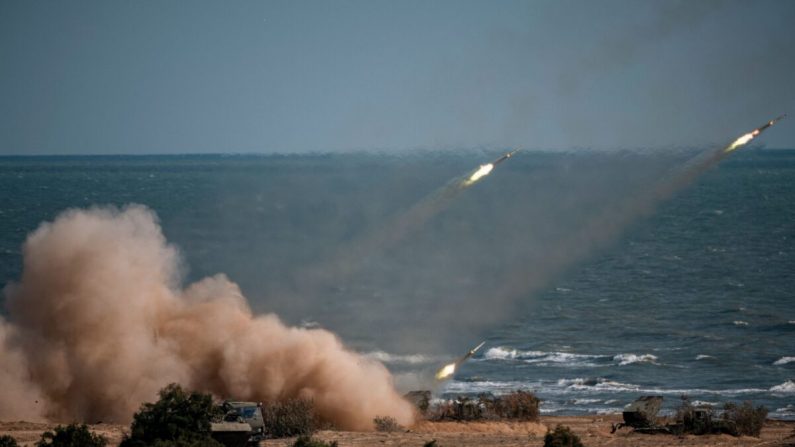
<box><xmin>1</xmin><ymin>150</ymin><xmax>794</xmax><ymax>419</ymax></box>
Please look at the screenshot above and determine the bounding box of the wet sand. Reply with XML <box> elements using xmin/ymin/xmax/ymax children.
<box><xmin>2</xmin><ymin>416</ymin><xmax>793</xmax><ymax>447</ymax></box>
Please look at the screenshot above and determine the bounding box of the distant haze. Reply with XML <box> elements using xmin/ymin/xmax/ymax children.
<box><xmin>1</xmin><ymin>0</ymin><xmax>794</xmax><ymax>155</ymax></box>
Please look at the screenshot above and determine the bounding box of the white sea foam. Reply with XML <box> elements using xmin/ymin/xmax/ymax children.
<box><xmin>772</xmin><ymin>405</ymin><xmax>795</xmax><ymax>418</ymax></box>
<box><xmin>558</xmin><ymin>377</ymin><xmax>641</xmax><ymax>392</ymax></box>
<box><xmin>691</xmin><ymin>400</ymin><xmax>718</xmax><ymax>407</ymax></box>
<box><xmin>696</xmin><ymin>354</ymin><xmax>714</xmax><ymax>360</ymax></box>
<box><xmin>595</xmin><ymin>408</ymin><xmax>623</xmax><ymax>415</ymax></box>
<box><xmin>773</xmin><ymin>357</ymin><xmax>795</xmax><ymax>366</ymax></box>
<box><xmin>556</xmin><ymin>377</ymin><xmax>766</xmax><ymax>396</ymax></box>
<box><xmin>733</xmin><ymin>320</ymin><xmax>749</xmax><ymax>326</ymax></box>
<box><xmin>442</xmin><ymin>380</ymin><xmax>540</xmax><ymax>395</ymax></box>
<box><xmin>613</xmin><ymin>353</ymin><xmax>658</xmax><ymax>365</ymax></box>
<box><xmin>484</xmin><ymin>347</ymin><xmax>606</xmax><ymax>366</ymax></box>
<box><xmin>572</xmin><ymin>398</ymin><xmax>601</xmax><ymax>405</ymax></box>
<box><xmin>770</xmin><ymin>380</ymin><xmax>795</xmax><ymax>393</ymax></box>
<box><xmin>484</xmin><ymin>347</ymin><xmax>521</xmax><ymax>359</ymax></box>
<box><xmin>363</xmin><ymin>350</ymin><xmax>438</xmax><ymax>365</ymax></box>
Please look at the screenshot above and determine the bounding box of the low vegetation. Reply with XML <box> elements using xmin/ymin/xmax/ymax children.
<box><xmin>119</xmin><ymin>383</ymin><xmax>223</xmax><ymax>447</ymax></box>
<box><xmin>428</xmin><ymin>390</ymin><xmax>541</xmax><ymax>422</ymax></box>
<box><xmin>722</xmin><ymin>401</ymin><xmax>767</xmax><ymax>437</ymax></box>
<box><xmin>490</xmin><ymin>390</ymin><xmax>541</xmax><ymax>420</ymax></box>
<box><xmin>674</xmin><ymin>397</ymin><xmax>768</xmax><ymax>437</ymax></box>
<box><xmin>373</xmin><ymin>415</ymin><xmax>403</xmax><ymax>432</ymax></box>
<box><xmin>261</xmin><ymin>398</ymin><xmax>317</xmax><ymax>438</ymax></box>
<box><xmin>543</xmin><ymin>425</ymin><xmax>584</xmax><ymax>447</ymax></box>
<box><xmin>291</xmin><ymin>435</ymin><xmax>338</xmax><ymax>447</ymax></box>
<box><xmin>36</xmin><ymin>424</ymin><xmax>107</xmax><ymax>447</ymax></box>
<box><xmin>0</xmin><ymin>435</ymin><xmax>18</xmax><ymax>447</ymax></box>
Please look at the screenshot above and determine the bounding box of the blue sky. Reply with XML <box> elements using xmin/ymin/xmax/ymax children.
<box><xmin>1</xmin><ymin>0</ymin><xmax>794</xmax><ymax>154</ymax></box>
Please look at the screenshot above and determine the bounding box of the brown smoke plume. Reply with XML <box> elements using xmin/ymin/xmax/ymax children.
<box><xmin>0</xmin><ymin>205</ymin><xmax>414</xmax><ymax>430</ymax></box>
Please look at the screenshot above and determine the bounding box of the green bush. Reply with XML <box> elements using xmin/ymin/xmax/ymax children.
<box><xmin>543</xmin><ymin>425</ymin><xmax>584</xmax><ymax>447</ymax></box>
<box><xmin>291</xmin><ymin>435</ymin><xmax>338</xmax><ymax>447</ymax></box>
<box><xmin>373</xmin><ymin>416</ymin><xmax>403</xmax><ymax>432</ymax></box>
<box><xmin>723</xmin><ymin>401</ymin><xmax>767</xmax><ymax>437</ymax></box>
<box><xmin>120</xmin><ymin>383</ymin><xmax>223</xmax><ymax>447</ymax></box>
<box><xmin>36</xmin><ymin>424</ymin><xmax>107</xmax><ymax>447</ymax></box>
<box><xmin>262</xmin><ymin>399</ymin><xmax>317</xmax><ymax>438</ymax></box>
<box><xmin>0</xmin><ymin>435</ymin><xmax>19</xmax><ymax>447</ymax></box>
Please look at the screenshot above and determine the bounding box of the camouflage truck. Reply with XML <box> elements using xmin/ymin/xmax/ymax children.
<box><xmin>211</xmin><ymin>401</ymin><xmax>265</xmax><ymax>446</ymax></box>
<box><xmin>611</xmin><ymin>396</ymin><xmax>671</xmax><ymax>434</ymax></box>
<box><xmin>611</xmin><ymin>396</ymin><xmax>738</xmax><ymax>436</ymax></box>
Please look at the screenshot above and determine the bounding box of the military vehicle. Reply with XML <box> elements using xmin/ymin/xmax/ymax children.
<box><xmin>611</xmin><ymin>395</ymin><xmax>670</xmax><ymax>434</ymax></box>
<box><xmin>612</xmin><ymin>396</ymin><xmax>739</xmax><ymax>436</ymax></box>
<box><xmin>669</xmin><ymin>399</ymin><xmax>737</xmax><ymax>436</ymax></box>
<box><xmin>210</xmin><ymin>420</ymin><xmax>251</xmax><ymax>447</ymax></box>
<box><xmin>210</xmin><ymin>401</ymin><xmax>265</xmax><ymax>446</ymax></box>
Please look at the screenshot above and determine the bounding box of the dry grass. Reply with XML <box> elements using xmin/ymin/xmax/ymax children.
<box><xmin>262</xmin><ymin>399</ymin><xmax>317</xmax><ymax>438</ymax></box>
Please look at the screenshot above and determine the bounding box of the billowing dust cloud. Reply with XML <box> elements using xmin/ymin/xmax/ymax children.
<box><xmin>0</xmin><ymin>205</ymin><xmax>414</xmax><ymax>430</ymax></box>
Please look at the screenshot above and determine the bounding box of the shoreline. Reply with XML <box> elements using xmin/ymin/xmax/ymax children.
<box><xmin>3</xmin><ymin>415</ymin><xmax>793</xmax><ymax>447</ymax></box>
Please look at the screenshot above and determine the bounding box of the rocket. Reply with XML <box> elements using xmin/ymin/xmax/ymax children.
<box><xmin>758</xmin><ymin>114</ymin><xmax>787</xmax><ymax>132</ymax></box>
<box><xmin>492</xmin><ymin>150</ymin><xmax>520</xmax><ymax>166</ymax></box>
<box><xmin>435</xmin><ymin>341</ymin><xmax>486</xmax><ymax>380</ymax></box>
<box><xmin>726</xmin><ymin>114</ymin><xmax>787</xmax><ymax>153</ymax></box>
<box><xmin>463</xmin><ymin>341</ymin><xmax>486</xmax><ymax>361</ymax></box>
<box><xmin>463</xmin><ymin>150</ymin><xmax>520</xmax><ymax>186</ymax></box>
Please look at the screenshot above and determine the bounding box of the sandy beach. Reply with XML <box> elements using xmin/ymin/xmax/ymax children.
<box><xmin>3</xmin><ymin>415</ymin><xmax>793</xmax><ymax>447</ymax></box>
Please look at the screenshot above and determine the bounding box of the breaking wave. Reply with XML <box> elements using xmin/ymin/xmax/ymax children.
<box><xmin>770</xmin><ymin>380</ymin><xmax>795</xmax><ymax>393</ymax></box>
<box><xmin>484</xmin><ymin>347</ymin><xmax>661</xmax><ymax>367</ymax></box>
<box><xmin>613</xmin><ymin>353</ymin><xmax>659</xmax><ymax>366</ymax></box>
<box><xmin>558</xmin><ymin>377</ymin><xmax>641</xmax><ymax>392</ymax></box>
<box><xmin>483</xmin><ymin>347</ymin><xmax>607</xmax><ymax>367</ymax></box>
<box><xmin>773</xmin><ymin>357</ymin><xmax>795</xmax><ymax>366</ymax></box>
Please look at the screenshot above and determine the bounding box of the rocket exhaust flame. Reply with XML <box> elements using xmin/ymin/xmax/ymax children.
<box><xmin>725</xmin><ymin>114</ymin><xmax>786</xmax><ymax>153</ymax></box>
<box><xmin>465</xmin><ymin>163</ymin><xmax>494</xmax><ymax>185</ymax></box>
<box><xmin>462</xmin><ymin>150</ymin><xmax>519</xmax><ymax>186</ymax></box>
<box><xmin>434</xmin><ymin>341</ymin><xmax>485</xmax><ymax>381</ymax></box>
<box><xmin>435</xmin><ymin>362</ymin><xmax>457</xmax><ymax>380</ymax></box>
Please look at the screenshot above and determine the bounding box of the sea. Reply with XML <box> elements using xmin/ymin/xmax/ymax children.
<box><xmin>1</xmin><ymin>149</ymin><xmax>793</xmax><ymax>419</ymax></box>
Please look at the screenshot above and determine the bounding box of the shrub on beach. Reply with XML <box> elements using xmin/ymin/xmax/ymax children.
<box><xmin>722</xmin><ymin>401</ymin><xmax>767</xmax><ymax>437</ymax></box>
<box><xmin>427</xmin><ymin>390</ymin><xmax>540</xmax><ymax>422</ymax></box>
<box><xmin>291</xmin><ymin>435</ymin><xmax>338</xmax><ymax>447</ymax></box>
<box><xmin>543</xmin><ymin>425</ymin><xmax>584</xmax><ymax>447</ymax></box>
<box><xmin>373</xmin><ymin>416</ymin><xmax>403</xmax><ymax>432</ymax></box>
<box><xmin>0</xmin><ymin>435</ymin><xmax>19</xmax><ymax>447</ymax></box>
<box><xmin>36</xmin><ymin>423</ymin><xmax>107</xmax><ymax>447</ymax></box>
<box><xmin>262</xmin><ymin>398</ymin><xmax>317</xmax><ymax>438</ymax></box>
<box><xmin>119</xmin><ymin>383</ymin><xmax>223</xmax><ymax>447</ymax></box>
<box><xmin>427</xmin><ymin>397</ymin><xmax>483</xmax><ymax>421</ymax></box>
<box><xmin>492</xmin><ymin>390</ymin><xmax>540</xmax><ymax>421</ymax></box>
